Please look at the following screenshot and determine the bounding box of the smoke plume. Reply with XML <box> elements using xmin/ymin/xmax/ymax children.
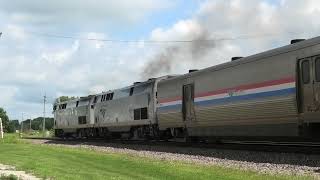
<box><xmin>141</xmin><ymin>27</ymin><xmax>216</xmax><ymax>78</ymax></box>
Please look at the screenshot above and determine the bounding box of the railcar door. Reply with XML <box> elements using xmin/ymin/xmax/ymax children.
<box><xmin>299</xmin><ymin>57</ymin><xmax>320</xmax><ymax>113</ymax></box>
<box><xmin>299</xmin><ymin>58</ymin><xmax>314</xmax><ymax>113</ymax></box>
<box><xmin>182</xmin><ymin>84</ymin><xmax>196</xmax><ymax>122</ymax></box>
<box><xmin>313</xmin><ymin>57</ymin><xmax>320</xmax><ymax>112</ymax></box>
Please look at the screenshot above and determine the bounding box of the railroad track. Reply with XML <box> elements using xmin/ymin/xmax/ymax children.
<box><xmin>23</xmin><ymin>137</ymin><xmax>320</xmax><ymax>154</ymax></box>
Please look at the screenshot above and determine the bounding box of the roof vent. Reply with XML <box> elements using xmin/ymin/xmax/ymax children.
<box><xmin>133</xmin><ymin>82</ymin><xmax>141</xmax><ymax>85</ymax></box>
<box><xmin>189</xmin><ymin>69</ymin><xmax>198</xmax><ymax>73</ymax></box>
<box><xmin>148</xmin><ymin>78</ymin><xmax>155</xmax><ymax>81</ymax></box>
<box><xmin>231</xmin><ymin>57</ymin><xmax>243</xmax><ymax>61</ymax></box>
<box><xmin>291</xmin><ymin>39</ymin><xmax>305</xmax><ymax>44</ymax></box>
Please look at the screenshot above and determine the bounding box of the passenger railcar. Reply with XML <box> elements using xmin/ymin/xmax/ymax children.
<box><xmin>157</xmin><ymin>37</ymin><xmax>320</xmax><ymax>140</ymax></box>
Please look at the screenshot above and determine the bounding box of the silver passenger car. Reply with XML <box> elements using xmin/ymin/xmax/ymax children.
<box><xmin>157</xmin><ymin>37</ymin><xmax>320</xmax><ymax>139</ymax></box>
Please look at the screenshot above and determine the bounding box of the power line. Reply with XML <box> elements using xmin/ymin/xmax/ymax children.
<box><xmin>20</xmin><ymin>30</ymin><xmax>302</xmax><ymax>44</ymax></box>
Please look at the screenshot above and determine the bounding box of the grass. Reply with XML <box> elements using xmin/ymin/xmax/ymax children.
<box><xmin>0</xmin><ymin>175</ymin><xmax>18</xmax><ymax>180</ymax></box>
<box><xmin>0</xmin><ymin>134</ymin><xmax>313</xmax><ymax>180</ymax></box>
<box><xmin>20</xmin><ymin>130</ymin><xmax>54</xmax><ymax>138</ymax></box>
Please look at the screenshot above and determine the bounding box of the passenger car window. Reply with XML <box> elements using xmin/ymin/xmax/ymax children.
<box><xmin>129</xmin><ymin>87</ymin><xmax>134</xmax><ymax>96</ymax></box>
<box><xmin>316</xmin><ymin>58</ymin><xmax>320</xmax><ymax>82</ymax></box>
<box><xmin>302</xmin><ymin>60</ymin><xmax>310</xmax><ymax>84</ymax></box>
<box><xmin>134</xmin><ymin>109</ymin><xmax>140</xmax><ymax>120</ymax></box>
<box><xmin>141</xmin><ymin>107</ymin><xmax>148</xmax><ymax>119</ymax></box>
<box><xmin>78</xmin><ymin>116</ymin><xmax>87</xmax><ymax>124</ymax></box>
<box><xmin>93</xmin><ymin>96</ymin><xmax>97</xmax><ymax>103</ymax></box>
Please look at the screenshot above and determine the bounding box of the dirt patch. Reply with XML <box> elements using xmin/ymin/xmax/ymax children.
<box><xmin>0</xmin><ymin>164</ymin><xmax>40</xmax><ymax>180</ymax></box>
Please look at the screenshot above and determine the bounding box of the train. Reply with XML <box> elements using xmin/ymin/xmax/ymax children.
<box><xmin>53</xmin><ymin>36</ymin><xmax>320</xmax><ymax>142</ymax></box>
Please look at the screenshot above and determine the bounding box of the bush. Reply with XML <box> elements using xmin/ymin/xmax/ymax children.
<box><xmin>0</xmin><ymin>134</ymin><xmax>21</xmax><ymax>144</ymax></box>
<box><xmin>0</xmin><ymin>174</ymin><xmax>18</xmax><ymax>180</ymax></box>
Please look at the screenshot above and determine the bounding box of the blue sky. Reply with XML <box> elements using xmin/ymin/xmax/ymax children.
<box><xmin>1</xmin><ymin>0</ymin><xmax>320</xmax><ymax>120</ymax></box>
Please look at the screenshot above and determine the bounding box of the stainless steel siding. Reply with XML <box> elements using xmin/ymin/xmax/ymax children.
<box><xmin>194</xmin><ymin>96</ymin><xmax>297</xmax><ymax>127</ymax></box>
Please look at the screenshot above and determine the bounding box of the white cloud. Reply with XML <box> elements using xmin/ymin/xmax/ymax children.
<box><xmin>151</xmin><ymin>20</ymin><xmax>205</xmax><ymax>41</ymax></box>
<box><xmin>2</xmin><ymin>0</ymin><xmax>320</xmax><ymax>120</ymax></box>
<box><xmin>0</xmin><ymin>0</ymin><xmax>173</xmax><ymax>27</ymax></box>
<box><xmin>0</xmin><ymin>86</ymin><xmax>18</xmax><ymax>106</ymax></box>
<box><xmin>5</xmin><ymin>24</ymin><xmax>28</xmax><ymax>41</ymax></box>
<box><xmin>41</xmin><ymin>41</ymin><xmax>80</xmax><ymax>65</ymax></box>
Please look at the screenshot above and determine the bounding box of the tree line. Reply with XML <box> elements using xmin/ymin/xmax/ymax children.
<box><xmin>0</xmin><ymin>107</ymin><xmax>54</xmax><ymax>133</ymax></box>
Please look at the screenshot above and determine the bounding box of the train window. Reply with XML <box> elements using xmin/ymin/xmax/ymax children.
<box><xmin>141</xmin><ymin>107</ymin><xmax>148</xmax><ymax>119</ymax></box>
<box><xmin>316</xmin><ymin>58</ymin><xmax>320</xmax><ymax>82</ymax></box>
<box><xmin>302</xmin><ymin>60</ymin><xmax>310</xmax><ymax>84</ymax></box>
<box><xmin>78</xmin><ymin>116</ymin><xmax>87</xmax><ymax>124</ymax></box>
<box><xmin>134</xmin><ymin>109</ymin><xmax>140</xmax><ymax>120</ymax></box>
<box><xmin>53</xmin><ymin>105</ymin><xmax>57</xmax><ymax>111</ymax></box>
<box><xmin>60</xmin><ymin>104</ymin><xmax>67</xmax><ymax>109</ymax></box>
<box><xmin>76</xmin><ymin>101</ymin><xmax>79</xmax><ymax>107</ymax></box>
<box><xmin>93</xmin><ymin>96</ymin><xmax>98</xmax><ymax>103</ymax></box>
<box><xmin>106</xmin><ymin>93</ymin><xmax>114</xmax><ymax>101</ymax></box>
<box><xmin>129</xmin><ymin>87</ymin><xmax>134</xmax><ymax>96</ymax></box>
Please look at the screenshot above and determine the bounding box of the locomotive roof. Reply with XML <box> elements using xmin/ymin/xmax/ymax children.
<box><xmin>54</xmin><ymin>96</ymin><xmax>90</xmax><ymax>105</ymax></box>
<box><xmin>54</xmin><ymin>76</ymin><xmax>175</xmax><ymax>105</ymax></box>
<box><xmin>93</xmin><ymin>75</ymin><xmax>174</xmax><ymax>96</ymax></box>
<box><xmin>160</xmin><ymin>35</ymin><xmax>320</xmax><ymax>82</ymax></box>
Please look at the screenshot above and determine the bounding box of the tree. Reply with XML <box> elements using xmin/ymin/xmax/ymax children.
<box><xmin>24</xmin><ymin>117</ymin><xmax>54</xmax><ymax>131</ymax></box>
<box><xmin>55</xmin><ymin>96</ymin><xmax>77</xmax><ymax>103</ymax></box>
<box><xmin>7</xmin><ymin>120</ymin><xmax>19</xmax><ymax>133</ymax></box>
<box><xmin>0</xmin><ymin>108</ymin><xmax>9</xmax><ymax>132</ymax></box>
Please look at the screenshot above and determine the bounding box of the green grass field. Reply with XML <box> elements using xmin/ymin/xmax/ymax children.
<box><xmin>0</xmin><ymin>134</ymin><xmax>312</xmax><ymax>180</ymax></box>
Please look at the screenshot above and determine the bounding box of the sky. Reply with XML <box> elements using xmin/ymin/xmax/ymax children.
<box><xmin>1</xmin><ymin>0</ymin><xmax>320</xmax><ymax>120</ymax></box>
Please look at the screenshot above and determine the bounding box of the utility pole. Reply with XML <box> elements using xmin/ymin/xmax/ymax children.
<box><xmin>29</xmin><ymin>116</ymin><xmax>32</xmax><ymax>131</ymax></box>
<box><xmin>0</xmin><ymin>34</ymin><xmax>2</xmax><ymax>138</ymax></box>
<box><xmin>0</xmin><ymin>118</ymin><xmax>3</xmax><ymax>139</ymax></box>
<box><xmin>43</xmin><ymin>94</ymin><xmax>46</xmax><ymax>137</ymax></box>
<box><xmin>20</xmin><ymin>113</ymin><xmax>24</xmax><ymax>138</ymax></box>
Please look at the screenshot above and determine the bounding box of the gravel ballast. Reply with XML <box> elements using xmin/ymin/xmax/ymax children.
<box><xmin>28</xmin><ymin>139</ymin><xmax>320</xmax><ymax>179</ymax></box>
